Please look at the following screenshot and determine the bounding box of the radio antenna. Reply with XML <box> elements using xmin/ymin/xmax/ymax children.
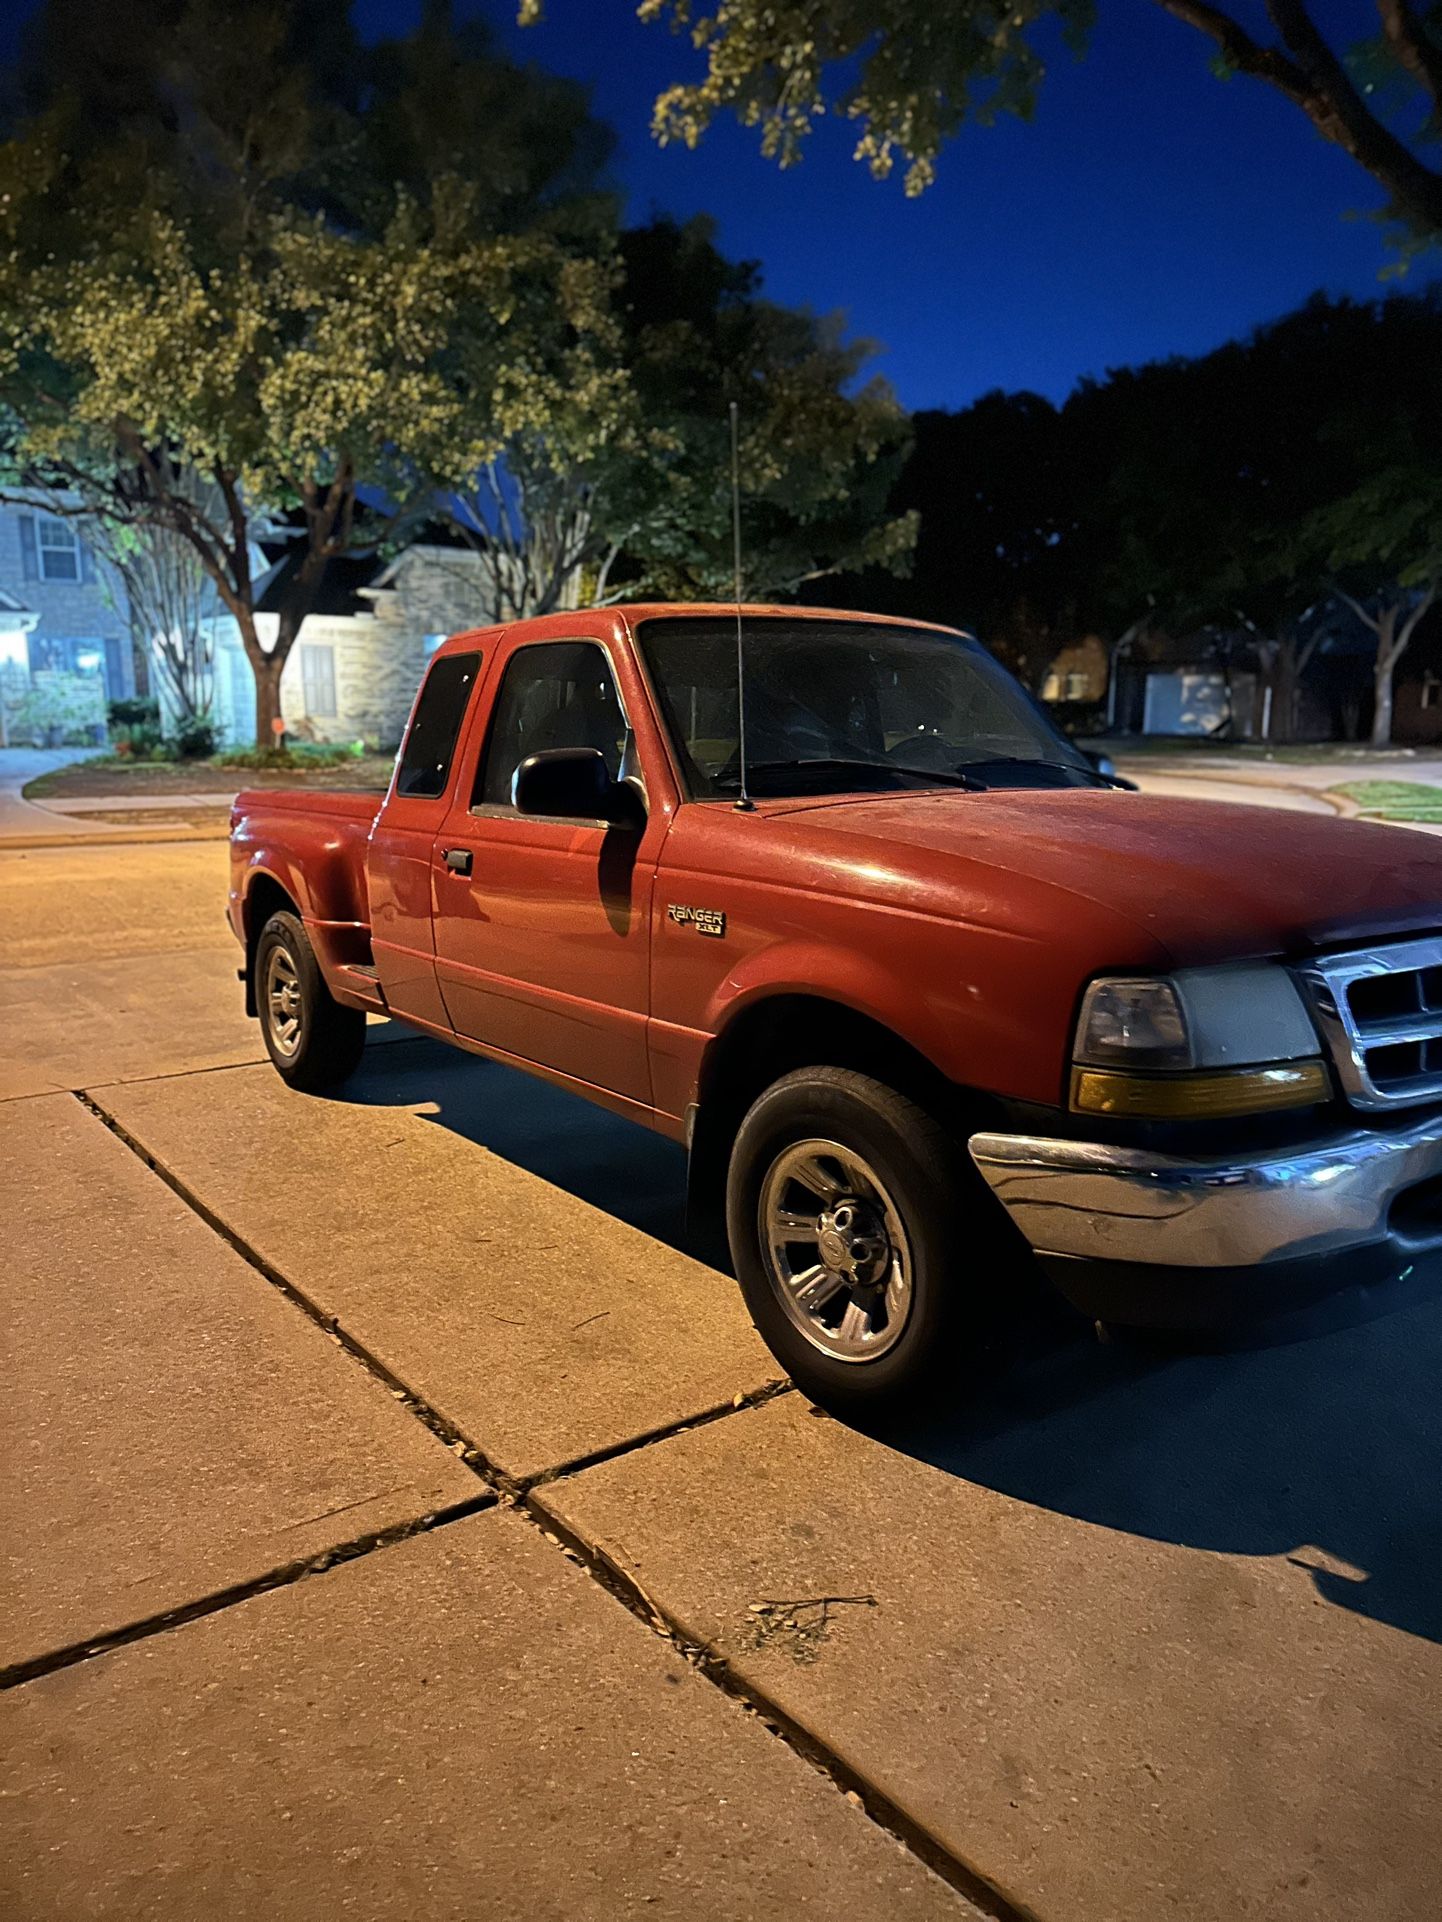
<box><xmin>729</xmin><ymin>399</ymin><xmax>754</xmax><ymax>811</ymax></box>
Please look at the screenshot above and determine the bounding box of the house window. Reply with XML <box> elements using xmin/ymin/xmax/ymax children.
<box><xmin>300</xmin><ymin>643</ymin><xmax>337</xmax><ymax>717</ymax></box>
<box><xmin>1422</xmin><ymin>674</ymin><xmax>1440</xmax><ymax>711</ymax></box>
<box><xmin>1064</xmin><ymin>671</ymin><xmax>1089</xmax><ymax>701</ymax></box>
<box><xmin>37</xmin><ymin>518</ymin><xmax>82</xmax><ymax>583</ymax></box>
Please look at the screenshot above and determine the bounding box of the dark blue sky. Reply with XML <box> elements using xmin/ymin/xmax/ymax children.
<box><xmin>459</xmin><ymin>0</ymin><xmax>1434</xmax><ymax>410</ymax></box>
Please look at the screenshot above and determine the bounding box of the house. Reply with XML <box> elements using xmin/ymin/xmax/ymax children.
<box><xmin>194</xmin><ymin>534</ymin><xmax>496</xmax><ymax>750</ymax></box>
<box><xmin>0</xmin><ymin>499</ymin><xmax>138</xmax><ymax>747</ymax></box>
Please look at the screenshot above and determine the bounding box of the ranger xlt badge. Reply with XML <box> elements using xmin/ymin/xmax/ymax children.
<box><xmin>668</xmin><ymin>904</ymin><xmax>726</xmax><ymax>938</ymax></box>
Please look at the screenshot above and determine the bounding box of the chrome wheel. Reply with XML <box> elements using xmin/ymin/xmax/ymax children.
<box><xmin>757</xmin><ymin>1137</ymin><xmax>914</xmax><ymax>1362</ymax></box>
<box><xmin>263</xmin><ymin>941</ymin><xmax>304</xmax><ymax>1058</ymax></box>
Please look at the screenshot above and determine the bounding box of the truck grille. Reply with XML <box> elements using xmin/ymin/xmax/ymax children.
<box><xmin>1301</xmin><ymin>936</ymin><xmax>1442</xmax><ymax>1111</ymax></box>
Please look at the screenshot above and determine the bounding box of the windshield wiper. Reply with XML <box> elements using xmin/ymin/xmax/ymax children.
<box><xmin>717</xmin><ymin>757</ymin><xmax>985</xmax><ymax>793</ymax></box>
<box><xmin>955</xmin><ymin>755</ymin><xmax>1124</xmax><ymax>789</ymax></box>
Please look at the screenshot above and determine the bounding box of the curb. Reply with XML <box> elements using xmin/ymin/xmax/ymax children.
<box><xmin>1118</xmin><ymin>763</ymin><xmax>1355</xmax><ymax>816</ymax></box>
<box><xmin>0</xmin><ymin>824</ymin><xmax>230</xmax><ymax>851</ymax></box>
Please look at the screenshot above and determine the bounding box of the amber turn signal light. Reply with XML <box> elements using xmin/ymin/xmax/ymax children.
<box><xmin>1070</xmin><ymin>1060</ymin><xmax>1331</xmax><ymax>1119</ymax></box>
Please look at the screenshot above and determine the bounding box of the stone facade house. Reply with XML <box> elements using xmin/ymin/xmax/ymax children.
<box><xmin>197</xmin><ymin>539</ymin><xmax>495</xmax><ymax>750</ymax></box>
<box><xmin>0</xmin><ymin>498</ymin><xmax>137</xmax><ymax>747</ymax></box>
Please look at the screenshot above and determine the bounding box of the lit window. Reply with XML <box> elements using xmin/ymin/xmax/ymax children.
<box><xmin>37</xmin><ymin>518</ymin><xmax>82</xmax><ymax>583</ymax></box>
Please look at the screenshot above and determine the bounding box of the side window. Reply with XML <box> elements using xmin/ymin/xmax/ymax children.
<box><xmin>476</xmin><ymin>642</ymin><xmax>626</xmax><ymax>808</ymax></box>
<box><xmin>395</xmin><ymin>651</ymin><xmax>480</xmax><ymax>799</ymax></box>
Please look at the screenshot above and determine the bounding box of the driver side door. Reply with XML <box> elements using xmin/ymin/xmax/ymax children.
<box><xmin>430</xmin><ymin>635</ymin><xmax>663</xmax><ymax>1107</ymax></box>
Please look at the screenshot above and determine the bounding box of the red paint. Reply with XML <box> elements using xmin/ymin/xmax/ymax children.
<box><xmin>229</xmin><ymin>605</ymin><xmax>1442</xmax><ymax>1131</ymax></box>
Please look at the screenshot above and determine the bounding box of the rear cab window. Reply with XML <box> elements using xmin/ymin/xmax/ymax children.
<box><xmin>395</xmin><ymin>651</ymin><xmax>481</xmax><ymax>799</ymax></box>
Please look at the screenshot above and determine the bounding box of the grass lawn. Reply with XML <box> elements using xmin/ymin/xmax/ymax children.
<box><xmin>1093</xmin><ymin>736</ymin><xmax>1423</xmax><ymax>765</ymax></box>
<box><xmin>1332</xmin><ymin>779</ymin><xmax>1442</xmax><ymax>823</ymax></box>
<box><xmin>24</xmin><ymin>753</ymin><xmax>397</xmax><ymax>802</ymax></box>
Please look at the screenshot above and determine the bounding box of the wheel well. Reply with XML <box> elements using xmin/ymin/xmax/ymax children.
<box><xmin>241</xmin><ymin>874</ymin><xmax>299</xmax><ymax>1015</ymax></box>
<box><xmin>686</xmin><ymin>994</ymin><xmax>997</xmax><ymax>1242</ymax></box>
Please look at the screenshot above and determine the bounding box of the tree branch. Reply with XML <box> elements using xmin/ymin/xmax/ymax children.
<box><xmin>1153</xmin><ymin>0</ymin><xmax>1442</xmax><ymax>231</ymax></box>
<box><xmin>1376</xmin><ymin>0</ymin><xmax>1442</xmax><ymax>111</ymax></box>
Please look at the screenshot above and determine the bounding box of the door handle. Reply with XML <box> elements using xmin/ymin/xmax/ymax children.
<box><xmin>442</xmin><ymin>847</ymin><xmax>472</xmax><ymax>876</ymax></box>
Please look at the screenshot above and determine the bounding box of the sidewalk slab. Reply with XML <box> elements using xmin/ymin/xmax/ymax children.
<box><xmin>0</xmin><ymin>1096</ymin><xmax>477</xmax><ymax>1671</ymax></box>
<box><xmin>1</xmin><ymin>950</ymin><xmax>264</xmax><ymax>1100</ymax></box>
<box><xmin>98</xmin><ymin>1059</ymin><xmax>780</xmax><ymax>1483</ymax></box>
<box><xmin>0</xmin><ymin>1510</ymin><xmax>975</xmax><ymax>1922</ymax></box>
<box><xmin>539</xmin><ymin>1336</ymin><xmax>1442</xmax><ymax>1922</ymax></box>
<box><xmin>40</xmin><ymin>790</ymin><xmax>241</xmax><ymax>813</ymax></box>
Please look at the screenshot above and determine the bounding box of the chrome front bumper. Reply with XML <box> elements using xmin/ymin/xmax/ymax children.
<box><xmin>968</xmin><ymin>1111</ymin><xmax>1442</xmax><ymax>1272</ymax></box>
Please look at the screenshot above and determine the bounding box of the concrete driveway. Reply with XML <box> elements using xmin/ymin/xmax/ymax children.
<box><xmin>3</xmin><ymin>836</ymin><xmax>1440</xmax><ymax>1921</ymax></box>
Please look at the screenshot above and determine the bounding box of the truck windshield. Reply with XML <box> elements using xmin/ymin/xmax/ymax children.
<box><xmin>637</xmin><ymin>616</ymin><xmax>1097</xmax><ymax>800</ymax></box>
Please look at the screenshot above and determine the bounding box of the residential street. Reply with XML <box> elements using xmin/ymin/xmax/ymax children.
<box><xmin>4</xmin><ymin>835</ymin><xmax>1441</xmax><ymax>1921</ymax></box>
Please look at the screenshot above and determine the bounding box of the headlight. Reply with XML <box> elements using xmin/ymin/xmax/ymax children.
<box><xmin>1071</xmin><ymin>965</ymin><xmax>1330</xmax><ymax>1118</ymax></box>
<box><xmin>1074</xmin><ymin>978</ymin><xmax>1191</xmax><ymax>1069</ymax></box>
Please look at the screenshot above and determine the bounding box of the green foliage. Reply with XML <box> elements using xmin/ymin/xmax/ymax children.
<box><xmin>214</xmin><ymin>743</ymin><xmax>357</xmax><ymax>769</ymax></box>
<box><xmin>627</xmin><ymin>0</ymin><xmax>1089</xmax><ymax>198</ymax></box>
<box><xmin>171</xmin><ymin>714</ymin><xmax>220</xmax><ymax>759</ymax></box>
<box><xmin>107</xmin><ymin>696</ymin><xmax>164</xmax><ymax>756</ymax></box>
<box><xmin>429</xmin><ymin>215</ymin><xmax>916</xmax><ymax>614</ymax></box>
<box><xmin>0</xmin><ymin>0</ymin><xmax>627</xmax><ymax>743</ymax></box>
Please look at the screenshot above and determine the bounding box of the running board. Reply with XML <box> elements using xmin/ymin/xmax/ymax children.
<box><xmin>336</xmin><ymin>962</ymin><xmax>387</xmax><ymax>1010</ymax></box>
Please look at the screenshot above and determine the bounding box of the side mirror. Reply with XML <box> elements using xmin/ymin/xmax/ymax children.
<box><xmin>1081</xmin><ymin>748</ymin><xmax>1138</xmax><ymax>791</ymax></box>
<box><xmin>512</xmin><ymin>748</ymin><xmax>645</xmax><ymax>828</ymax></box>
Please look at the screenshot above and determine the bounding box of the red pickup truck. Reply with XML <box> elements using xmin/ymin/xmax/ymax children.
<box><xmin>229</xmin><ymin>604</ymin><xmax>1442</xmax><ymax>1410</ymax></box>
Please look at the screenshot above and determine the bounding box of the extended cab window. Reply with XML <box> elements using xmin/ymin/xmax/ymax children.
<box><xmin>476</xmin><ymin>642</ymin><xmax>627</xmax><ymax>807</ymax></box>
<box><xmin>395</xmin><ymin>651</ymin><xmax>480</xmax><ymax>798</ymax></box>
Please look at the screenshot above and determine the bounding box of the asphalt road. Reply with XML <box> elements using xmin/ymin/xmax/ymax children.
<box><xmin>3</xmin><ymin>838</ymin><xmax>1440</xmax><ymax>1921</ymax></box>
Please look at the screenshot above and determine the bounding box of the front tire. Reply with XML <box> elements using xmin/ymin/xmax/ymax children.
<box><xmin>255</xmin><ymin>910</ymin><xmax>366</xmax><ymax>1093</ymax></box>
<box><xmin>726</xmin><ymin>1067</ymin><xmax>985</xmax><ymax>1414</ymax></box>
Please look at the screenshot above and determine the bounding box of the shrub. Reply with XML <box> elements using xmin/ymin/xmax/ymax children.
<box><xmin>107</xmin><ymin>695</ymin><xmax>164</xmax><ymax>756</ymax></box>
<box><xmin>171</xmin><ymin>714</ymin><xmax>219</xmax><ymax>759</ymax></box>
<box><xmin>214</xmin><ymin>741</ymin><xmax>357</xmax><ymax>772</ymax></box>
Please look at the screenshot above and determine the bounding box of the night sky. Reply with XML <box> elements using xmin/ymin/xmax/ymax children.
<box><xmin>12</xmin><ymin>0</ymin><xmax>1438</xmax><ymax>409</ymax></box>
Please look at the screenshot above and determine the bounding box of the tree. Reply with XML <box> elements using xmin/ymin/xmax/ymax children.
<box><xmin>816</xmin><ymin>392</ymin><xmax>1095</xmax><ymax>689</ymax></box>
<box><xmin>424</xmin><ymin>217</ymin><xmax>916</xmax><ymax>617</ymax></box>
<box><xmin>1315</xmin><ymin>456</ymin><xmax>1442</xmax><ymax>745</ymax></box>
<box><xmin>1062</xmin><ymin>293</ymin><xmax>1442</xmax><ymax>738</ymax></box>
<box><xmin>0</xmin><ymin>0</ymin><xmax>624</xmax><ymax>743</ymax></box>
<box><xmin>93</xmin><ymin>465</ymin><xmax>221</xmax><ymax>727</ymax></box>
<box><xmin>619</xmin><ymin>0</ymin><xmax>1442</xmax><ymax>243</ymax></box>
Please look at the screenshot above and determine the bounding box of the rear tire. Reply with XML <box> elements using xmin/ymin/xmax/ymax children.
<box><xmin>725</xmin><ymin>1067</ymin><xmax>994</xmax><ymax>1415</ymax></box>
<box><xmin>255</xmin><ymin>910</ymin><xmax>366</xmax><ymax>1093</ymax></box>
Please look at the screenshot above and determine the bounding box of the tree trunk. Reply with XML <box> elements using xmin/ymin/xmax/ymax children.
<box><xmin>253</xmin><ymin>650</ymin><xmax>286</xmax><ymax>750</ymax></box>
<box><xmin>1370</xmin><ymin>608</ymin><xmax>1399</xmax><ymax>748</ymax></box>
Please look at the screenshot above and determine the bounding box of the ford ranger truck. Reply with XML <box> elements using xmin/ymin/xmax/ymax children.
<box><xmin>228</xmin><ymin>605</ymin><xmax>1442</xmax><ymax>1412</ymax></box>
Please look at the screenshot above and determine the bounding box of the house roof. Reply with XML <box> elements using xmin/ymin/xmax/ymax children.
<box><xmin>254</xmin><ymin>547</ymin><xmax>389</xmax><ymax>619</ymax></box>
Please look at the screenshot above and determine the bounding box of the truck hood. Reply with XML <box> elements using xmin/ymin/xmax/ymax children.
<box><xmin>765</xmin><ymin>787</ymin><xmax>1442</xmax><ymax>964</ymax></box>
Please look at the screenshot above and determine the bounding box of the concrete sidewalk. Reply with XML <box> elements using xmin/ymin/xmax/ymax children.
<box><xmin>0</xmin><ymin>747</ymin><xmax>105</xmax><ymax>839</ymax></box>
